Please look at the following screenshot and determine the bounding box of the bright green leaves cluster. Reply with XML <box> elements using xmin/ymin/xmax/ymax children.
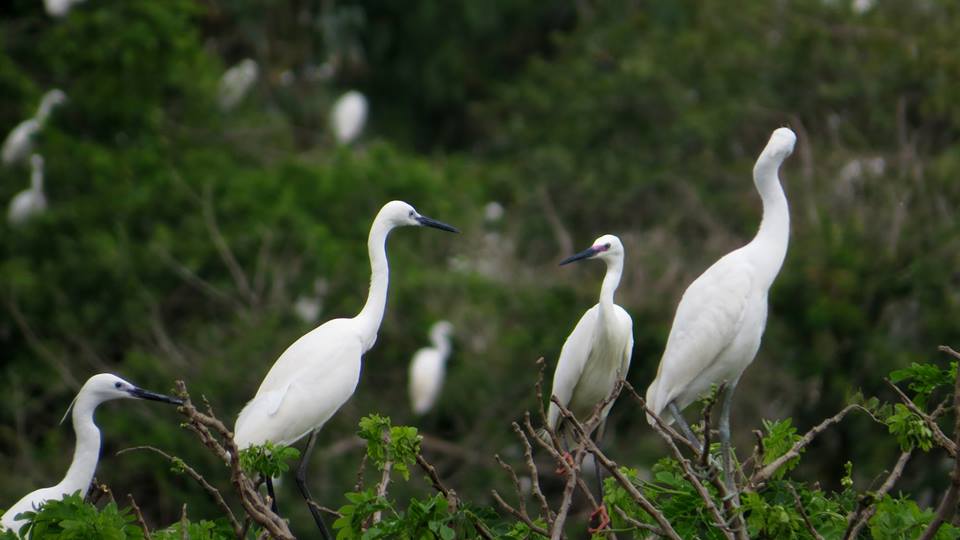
<box><xmin>333</xmin><ymin>491</ymin><xmax>457</xmax><ymax>540</ymax></box>
<box><xmin>357</xmin><ymin>414</ymin><xmax>421</xmax><ymax>481</ymax></box>
<box><xmin>238</xmin><ymin>441</ymin><xmax>302</xmax><ymax>478</ymax></box>
<box><xmin>869</xmin><ymin>496</ymin><xmax>959</xmax><ymax>540</ymax></box>
<box><xmin>152</xmin><ymin>518</ymin><xmax>235</xmax><ymax>540</ymax></box>
<box><xmin>741</xmin><ymin>484</ymin><xmax>848</xmax><ymax>539</ymax></box>
<box><xmin>11</xmin><ymin>494</ymin><xmax>143</xmax><ymax>540</ymax></box>
<box><xmin>884</xmin><ymin>404</ymin><xmax>934</xmax><ymax>452</ymax></box>
<box><xmin>890</xmin><ymin>361</ymin><xmax>957</xmax><ymax>409</ymax></box>
<box><xmin>761</xmin><ymin>418</ymin><xmax>803</xmax><ymax>478</ymax></box>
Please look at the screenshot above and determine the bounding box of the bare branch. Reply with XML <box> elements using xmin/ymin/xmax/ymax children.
<box><xmin>492</xmin><ymin>490</ymin><xmax>550</xmax><ymax>538</ymax></box>
<box><xmin>842</xmin><ymin>450</ymin><xmax>912</xmax><ymax>540</ymax></box>
<box><xmin>885</xmin><ymin>378</ymin><xmax>956</xmax><ymax>457</ymax></box>
<box><xmin>512</xmin><ymin>421</ymin><xmax>552</xmax><ymax>523</ymax></box>
<box><xmin>126</xmin><ymin>494</ymin><xmax>152</xmax><ymax>540</ymax></box>
<box><xmin>919</xmin><ymin>345</ymin><xmax>960</xmax><ymax>540</ymax></box>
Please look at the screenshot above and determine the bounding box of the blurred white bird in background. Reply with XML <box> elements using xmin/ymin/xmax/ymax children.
<box><xmin>2</xmin><ymin>89</ymin><xmax>67</xmax><ymax>166</ymax></box>
<box><xmin>330</xmin><ymin>90</ymin><xmax>368</xmax><ymax>145</ymax></box>
<box><xmin>483</xmin><ymin>201</ymin><xmax>504</xmax><ymax>224</ymax></box>
<box><xmin>218</xmin><ymin>58</ymin><xmax>259</xmax><ymax>110</ymax></box>
<box><xmin>8</xmin><ymin>154</ymin><xmax>48</xmax><ymax>226</ymax></box>
<box><xmin>293</xmin><ymin>277</ymin><xmax>330</xmax><ymax>324</ymax></box>
<box><xmin>408</xmin><ymin>321</ymin><xmax>455</xmax><ymax>415</ymax></box>
<box><xmin>233</xmin><ymin>201</ymin><xmax>457</xmax><ymax>538</ymax></box>
<box><xmin>0</xmin><ymin>374</ymin><xmax>181</xmax><ymax>536</ymax></box>
<box><xmin>44</xmin><ymin>0</ymin><xmax>85</xmax><ymax>18</ymax></box>
<box><xmin>645</xmin><ymin>127</ymin><xmax>797</xmax><ymax>493</ymax></box>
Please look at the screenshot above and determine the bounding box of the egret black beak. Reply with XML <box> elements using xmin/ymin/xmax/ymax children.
<box><xmin>129</xmin><ymin>387</ymin><xmax>184</xmax><ymax>406</ymax></box>
<box><xmin>416</xmin><ymin>215</ymin><xmax>459</xmax><ymax>233</ymax></box>
<box><xmin>560</xmin><ymin>246</ymin><xmax>601</xmax><ymax>266</ymax></box>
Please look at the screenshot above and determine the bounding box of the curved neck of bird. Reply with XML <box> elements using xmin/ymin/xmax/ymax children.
<box><xmin>597</xmin><ymin>255</ymin><xmax>623</xmax><ymax>320</ymax></box>
<box><xmin>354</xmin><ymin>215</ymin><xmax>393</xmax><ymax>351</ymax></box>
<box><xmin>430</xmin><ymin>332</ymin><xmax>451</xmax><ymax>356</ymax></box>
<box><xmin>58</xmin><ymin>394</ymin><xmax>103</xmax><ymax>498</ymax></box>
<box><xmin>749</xmin><ymin>153</ymin><xmax>790</xmax><ymax>281</ymax></box>
<box><xmin>31</xmin><ymin>167</ymin><xmax>43</xmax><ymax>192</ymax></box>
<box><xmin>36</xmin><ymin>101</ymin><xmax>56</xmax><ymax>125</ymax></box>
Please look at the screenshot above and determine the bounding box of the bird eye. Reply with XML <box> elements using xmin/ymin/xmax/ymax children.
<box><xmin>604</xmin><ymin>243</ymin><xmax>611</xmax><ymax>249</ymax></box>
<box><xmin>408</xmin><ymin>210</ymin><xmax>415</xmax><ymax>218</ymax></box>
<box><xmin>114</xmin><ymin>382</ymin><xmax>122</xmax><ymax>389</ymax></box>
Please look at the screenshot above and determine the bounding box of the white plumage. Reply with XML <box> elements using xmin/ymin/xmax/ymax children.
<box><xmin>645</xmin><ymin>127</ymin><xmax>796</xmax><ymax>491</ymax></box>
<box><xmin>546</xmin><ymin>234</ymin><xmax>633</xmax><ymax>433</ymax></box>
<box><xmin>218</xmin><ymin>58</ymin><xmax>259</xmax><ymax>111</ymax></box>
<box><xmin>293</xmin><ymin>278</ymin><xmax>330</xmax><ymax>324</ymax></box>
<box><xmin>44</xmin><ymin>0</ymin><xmax>84</xmax><ymax>17</ymax></box>
<box><xmin>0</xmin><ymin>374</ymin><xmax>181</xmax><ymax>536</ymax></box>
<box><xmin>2</xmin><ymin>89</ymin><xmax>66</xmax><ymax>166</ymax></box>
<box><xmin>408</xmin><ymin>321</ymin><xmax>454</xmax><ymax>415</ymax></box>
<box><xmin>330</xmin><ymin>90</ymin><xmax>368</xmax><ymax>145</ymax></box>
<box><xmin>8</xmin><ymin>154</ymin><xmax>47</xmax><ymax>226</ymax></box>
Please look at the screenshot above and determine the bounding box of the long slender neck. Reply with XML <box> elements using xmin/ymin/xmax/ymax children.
<box><xmin>31</xmin><ymin>167</ymin><xmax>43</xmax><ymax>192</ymax></box>
<box><xmin>57</xmin><ymin>396</ymin><xmax>102</xmax><ymax>498</ymax></box>
<box><xmin>597</xmin><ymin>255</ymin><xmax>623</xmax><ymax>320</ymax></box>
<box><xmin>354</xmin><ymin>216</ymin><xmax>393</xmax><ymax>351</ymax></box>
<box><xmin>747</xmin><ymin>154</ymin><xmax>790</xmax><ymax>283</ymax></box>
<box><xmin>431</xmin><ymin>333</ymin><xmax>451</xmax><ymax>357</ymax></box>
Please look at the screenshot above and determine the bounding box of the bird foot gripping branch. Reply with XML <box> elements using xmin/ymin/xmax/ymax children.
<box><xmin>588</xmin><ymin>504</ymin><xmax>611</xmax><ymax>534</ymax></box>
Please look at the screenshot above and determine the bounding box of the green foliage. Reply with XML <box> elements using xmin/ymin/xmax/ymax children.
<box><xmin>869</xmin><ymin>495</ymin><xmax>960</xmax><ymax>540</ymax></box>
<box><xmin>14</xmin><ymin>494</ymin><xmax>143</xmax><ymax>540</ymax></box>
<box><xmin>761</xmin><ymin>418</ymin><xmax>803</xmax><ymax>478</ymax></box>
<box><xmin>890</xmin><ymin>361</ymin><xmax>957</xmax><ymax>409</ymax></box>
<box><xmin>238</xmin><ymin>441</ymin><xmax>302</xmax><ymax>478</ymax></box>
<box><xmin>152</xmin><ymin>518</ymin><xmax>235</xmax><ymax>540</ymax></box>
<box><xmin>333</xmin><ymin>491</ymin><xmax>462</xmax><ymax>540</ymax></box>
<box><xmin>357</xmin><ymin>414</ymin><xmax>421</xmax><ymax>481</ymax></box>
<box><xmin>884</xmin><ymin>404</ymin><xmax>934</xmax><ymax>452</ymax></box>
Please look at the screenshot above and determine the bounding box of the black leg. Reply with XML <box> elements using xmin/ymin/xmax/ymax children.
<box><xmin>719</xmin><ymin>381</ymin><xmax>740</xmax><ymax>501</ymax></box>
<box><xmin>295</xmin><ymin>430</ymin><xmax>331</xmax><ymax>540</ymax></box>
<box><xmin>668</xmin><ymin>402</ymin><xmax>703</xmax><ymax>452</ymax></box>
<box><xmin>593</xmin><ymin>421</ymin><xmax>606</xmax><ymax>498</ymax></box>
<box><xmin>264</xmin><ymin>474</ymin><xmax>279</xmax><ymax>514</ymax></box>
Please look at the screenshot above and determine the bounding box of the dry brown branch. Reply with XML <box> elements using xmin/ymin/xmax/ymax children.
<box><xmin>492</xmin><ymin>489</ymin><xmax>550</xmax><ymax>537</ymax></box>
<box><xmin>612</xmin><ymin>505</ymin><xmax>667</xmax><ymax>536</ymax></box>
<box><xmin>370</xmin><ymin>430</ymin><xmax>393</xmax><ymax>525</ymax></box>
<box><xmin>885</xmin><ymin>378</ymin><xmax>956</xmax><ymax>457</ymax></box>
<box><xmin>126</xmin><ymin>494</ymin><xmax>152</xmax><ymax>540</ymax></box>
<box><xmin>494</xmin><ymin>454</ymin><xmax>525</xmax><ymax>515</ymax></box>
<box><xmin>511</xmin><ymin>421</ymin><xmax>552</xmax><ymax>522</ymax></box>
<box><xmin>549</xmin><ymin>437</ymin><xmax>588</xmax><ymax>540</ymax></box>
<box><xmin>117</xmin><ymin>445</ymin><xmax>242</xmax><ymax>536</ymax></box>
<box><xmin>174</xmin><ymin>381</ymin><xmax>294</xmax><ymax>540</ymax></box>
<box><xmin>787</xmin><ymin>484</ymin><xmax>824</xmax><ymax>540</ymax></box>
<box><xmin>842</xmin><ymin>450</ymin><xmax>912</xmax><ymax>540</ymax></box>
<box><xmin>749</xmin><ymin>404</ymin><xmax>861</xmax><ymax>489</ymax></box>
<box><xmin>354</xmin><ymin>453</ymin><xmax>367</xmax><ymax>492</ymax></box>
<box><xmin>918</xmin><ymin>346</ymin><xmax>960</xmax><ymax>540</ymax></box>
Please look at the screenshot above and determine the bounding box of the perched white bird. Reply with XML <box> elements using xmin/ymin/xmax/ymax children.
<box><xmin>218</xmin><ymin>58</ymin><xmax>259</xmax><ymax>110</ymax></box>
<box><xmin>645</xmin><ymin>127</ymin><xmax>796</xmax><ymax>491</ymax></box>
<box><xmin>408</xmin><ymin>321</ymin><xmax>455</xmax><ymax>415</ymax></box>
<box><xmin>330</xmin><ymin>90</ymin><xmax>368</xmax><ymax>145</ymax></box>
<box><xmin>234</xmin><ymin>201</ymin><xmax>457</xmax><ymax>537</ymax></box>
<box><xmin>1</xmin><ymin>374</ymin><xmax>181</xmax><ymax>536</ymax></box>
<box><xmin>8</xmin><ymin>154</ymin><xmax>48</xmax><ymax>226</ymax></box>
<box><xmin>44</xmin><ymin>0</ymin><xmax>84</xmax><ymax>17</ymax></box>
<box><xmin>2</xmin><ymin>90</ymin><xmax>66</xmax><ymax>166</ymax></box>
<box><xmin>546</xmin><ymin>234</ymin><xmax>633</xmax><ymax>434</ymax></box>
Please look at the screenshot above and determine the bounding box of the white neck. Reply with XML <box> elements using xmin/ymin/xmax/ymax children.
<box><xmin>430</xmin><ymin>333</ymin><xmax>451</xmax><ymax>356</ymax></box>
<box><xmin>56</xmin><ymin>395</ymin><xmax>102</xmax><ymax>498</ymax></box>
<box><xmin>353</xmin><ymin>214</ymin><xmax>394</xmax><ymax>351</ymax></box>
<box><xmin>597</xmin><ymin>255</ymin><xmax>623</xmax><ymax>320</ymax></box>
<box><xmin>747</xmin><ymin>152</ymin><xmax>790</xmax><ymax>285</ymax></box>
<box><xmin>31</xmin><ymin>168</ymin><xmax>44</xmax><ymax>192</ymax></box>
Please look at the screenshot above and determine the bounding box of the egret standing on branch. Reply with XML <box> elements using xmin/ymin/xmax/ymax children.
<box><xmin>2</xmin><ymin>89</ymin><xmax>67</xmax><ymax>166</ymax></box>
<box><xmin>546</xmin><ymin>234</ymin><xmax>633</xmax><ymax>528</ymax></box>
<box><xmin>645</xmin><ymin>127</ymin><xmax>797</xmax><ymax>493</ymax></box>
<box><xmin>1</xmin><ymin>374</ymin><xmax>182</xmax><ymax>536</ymax></box>
<box><xmin>330</xmin><ymin>90</ymin><xmax>368</xmax><ymax>145</ymax></box>
<box><xmin>408</xmin><ymin>320</ymin><xmax>454</xmax><ymax>415</ymax></box>
<box><xmin>233</xmin><ymin>201</ymin><xmax>457</xmax><ymax>539</ymax></box>
<box><xmin>8</xmin><ymin>154</ymin><xmax>47</xmax><ymax>226</ymax></box>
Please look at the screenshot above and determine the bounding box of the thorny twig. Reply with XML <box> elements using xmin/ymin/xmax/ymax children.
<box><xmin>127</xmin><ymin>494</ymin><xmax>152</xmax><ymax>540</ymax></box>
<box><xmin>918</xmin><ymin>346</ymin><xmax>960</xmax><ymax>540</ymax></box>
<box><xmin>842</xmin><ymin>450</ymin><xmax>912</xmax><ymax>540</ymax></box>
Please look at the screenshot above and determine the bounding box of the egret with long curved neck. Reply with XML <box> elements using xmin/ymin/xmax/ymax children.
<box><xmin>233</xmin><ymin>201</ymin><xmax>457</xmax><ymax>538</ymax></box>
<box><xmin>546</xmin><ymin>234</ymin><xmax>633</xmax><ymax>530</ymax></box>
<box><xmin>646</xmin><ymin>127</ymin><xmax>796</xmax><ymax>494</ymax></box>
<box><xmin>1</xmin><ymin>374</ymin><xmax>182</xmax><ymax>537</ymax></box>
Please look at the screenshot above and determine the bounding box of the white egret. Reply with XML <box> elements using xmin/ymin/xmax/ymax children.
<box><xmin>330</xmin><ymin>90</ymin><xmax>368</xmax><ymax>145</ymax></box>
<box><xmin>8</xmin><ymin>154</ymin><xmax>47</xmax><ymax>226</ymax></box>
<box><xmin>408</xmin><ymin>321</ymin><xmax>454</xmax><ymax>415</ymax></box>
<box><xmin>1</xmin><ymin>374</ymin><xmax>182</xmax><ymax>536</ymax></box>
<box><xmin>233</xmin><ymin>201</ymin><xmax>457</xmax><ymax>538</ymax></box>
<box><xmin>2</xmin><ymin>90</ymin><xmax>66</xmax><ymax>166</ymax></box>
<box><xmin>218</xmin><ymin>58</ymin><xmax>259</xmax><ymax>111</ymax></box>
<box><xmin>645</xmin><ymin>127</ymin><xmax>797</xmax><ymax>492</ymax></box>
<box><xmin>44</xmin><ymin>0</ymin><xmax>84</xmax><ymax>17</ymax></box>
<box><xmin>483</xmin><ymin>201</ymin><xmax>504</xmax><ymax>224</ymax></box>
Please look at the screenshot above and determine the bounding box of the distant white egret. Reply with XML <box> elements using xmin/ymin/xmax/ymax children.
<box><xmin>233</xmin><ymin>201</ymin><xmax>457</xmax><ymax>538</ymax></box>
<box><xmin>645</xmin><ymin>127</ymin><xmax>796</xmax><ymax>492</ymax></box>
<box><xmin>330</xmin><ymin>90</ymin><xmax>368</xmax><ymax>145</ymax></box>
<box><xmin>408</xmin><ymin>321</ymin><xmax>454</xmax><ymax>415</ymax></box>
<box><xmin>218</xmin><ymin>58</ymin><xmax>259</xmax><ymax>110</ymax></box>
<box><xmin>2</xmin><ymin>90</ymin><xmax>66</xmax><ymax>166</ymax></box>
<box><xmin>293</xmin><ymin>278</ymin><xmax>330</xmax><ymax>324</ymax></box>
<box><xmin>0</xmin><ymin>374</ymin><xmax>182</xmax><ymax>536</ymax></box>
<box><xmin>8</xmin><ymin>154</ymin><xmax>47</xmax><ymax>226</ymax></box>
<box><xmin>44</xmin><ymin>0</ymin><xmax>84</xmax><ymax>17</ymax></box>
<box><xmin>483</xmin><ymin>201</ymin><xmax>504</xmax><ymax>224</ymax></box>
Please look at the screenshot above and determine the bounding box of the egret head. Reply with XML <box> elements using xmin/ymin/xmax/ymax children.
<box><xmin>81</xmin><ymin>374</ymin><xmax>184</xmax><ymax>405</ymax></box>
<box><xmin>762</xmin><ymin>127</ymin><xmax>797</xmax><ymax>161</ymax></box>
<box><xmin>559</xmin><ymin>234</ymin><xmax>624</xmax><ymax>266</ymax></box>
<box><xmin>36</xmin><ymin>89</ymin><xmax>67</xmax><ymax>123</ymax></box>
<box><xmin>379</xmin><ymin>200</ymin><xmax>459</xmax><ymax>233</ymax></box>
<box><xmin>430</xmin><ymin>320</ymin><xmax>454</xmax><ymax>340</ymax></box>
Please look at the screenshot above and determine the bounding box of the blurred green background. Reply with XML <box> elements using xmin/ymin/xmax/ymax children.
<box><xmin>1</xmin><ymin>0</ymin><xmax>958</xmax><ymax>535</ymax></box>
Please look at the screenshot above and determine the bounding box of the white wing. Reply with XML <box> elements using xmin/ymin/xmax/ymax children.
<box><xmin>545</xmin><ymin>306</ymin><xmax>599</xmax><ymax>430</ymax></box>
<box><xmin>646</xmin><ymin>252</ymin><xmax>753</xmax><ymax>419</ymax></box>
<box><xmin>235</xmin><ymin>318</ymin><xmax>363</xmax><ymax>448</ymax></box>
<box><xmin>408</xmin><ymin>347</ymin><xmax>444</xmax><ymax>415</ymax></box>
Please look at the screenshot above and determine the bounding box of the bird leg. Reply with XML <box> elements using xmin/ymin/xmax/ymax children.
<box><xmin>718</xmin><ymin>382</ymin><xmax>739</xmax><ymax>501</ymax></box>
<box><xmin>295</xmin><ymin>430</ymin><xmax>332</xmax><ymax>540</ymax></box>
<box><xmin>668</xmin><ymin>402</ymin><xmax>703</xmax><ymax>452</ymax></box>
<box><xmin>264</xmin><ymin>475</ymin><xmax>279</xmax><ymax>514</ymax></box>
<box><xmin>588</xmin><ymin>504</ymin><xmax>611</xmax><ymax>534</ymax></box>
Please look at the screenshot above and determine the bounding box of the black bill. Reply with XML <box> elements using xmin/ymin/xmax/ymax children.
<box><xmin>129</xmin><ymin>387</ymin><xmax>184</xmax><ymax>405</ymax></box>
<box><xmin>559</xmin><ymin>246</ymin><xmax>601</xmax><ymax>266</ymax></box>
<box><xmin>416</xmin><ymin>215</ymin><xmax>459</xmax><ymax>233</ymax></box>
